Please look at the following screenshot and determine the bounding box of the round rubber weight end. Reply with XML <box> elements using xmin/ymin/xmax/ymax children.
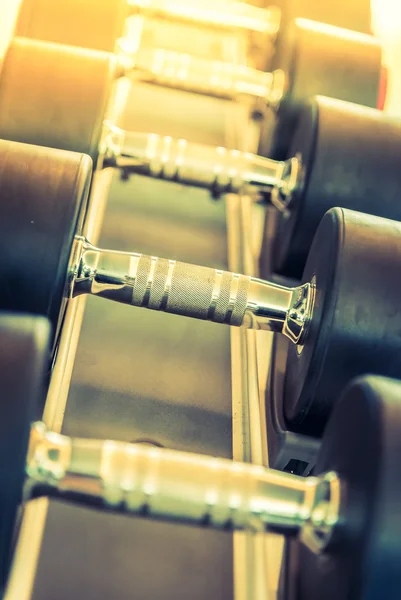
<box><xmin>283</xmin><ymin>207</ymin><xmax>341</xmax><ymax>435</ymax></box>
<box><xmin>298</xmin><ymin>374</ymin><xmax>401</xmax><ymax>600</ymax></box>
<box><xmin>0</xmin><ymin>141</ymin><xmax>92</xmax><ymax>338</ymax></box>
<box><xmin>272</xmin><ymin>97</ymin><xmax>319</xmax><ymax>279</ymax></box>
<box><xmin>0</xmin><ymin>313</ymin><xmax>51</xmax><ymax>591</ymax></box>
<box><xmin>285</xmin><ymin>207</ymin><xmax>401</xmax><ymax>437</ymax></box>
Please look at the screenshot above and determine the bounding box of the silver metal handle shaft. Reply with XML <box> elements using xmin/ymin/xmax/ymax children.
<box><xmin>102</xmin><ymin>124</ymin><xmax>295</xmax><ymax>200</ymax></box>
<box><xmin>127</xmin><ymin>0</ymin><xmax>280</xmax><ymax>37</ymax></box>
<box><xmin>70</xmin><ymin>238</ymin><xmax>313</xmax><ymax>343</ymax></box>
<box><xmin>27</xmin><ymin>422</ymin><xmax>335</xmax><ymax>538</ymax></box>
<box><xmin>129</xmin><ymin>46</ymin><xmax>275</xmax><ymax>103</ymax></box>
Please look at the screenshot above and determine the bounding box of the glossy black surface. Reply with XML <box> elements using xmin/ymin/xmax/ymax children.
<box><xmin>273</xmin><ymin>97</ymin><xmax>401</xmax><ymax>279</ymax></box>
<box><xmin>298</xmin><ymin>375</ymin><xmax>401</xmax><ymax>600</ymax></box>
<box><xmin>284</xmin><ymin>208</ymin><xmax>401</xmax><ymax>436</ymax></box>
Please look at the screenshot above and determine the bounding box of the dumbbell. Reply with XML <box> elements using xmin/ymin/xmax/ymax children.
<box><xmin>259</xmin><ymin>95</ymin><xmax>401</xmax><ymax>280</ymax></box>
<box><xmin>2</xmin><ymin>316</ymin><xmax>401</xmax><ymax>599</ymax></box>
<box><xmin>14</xmin><ymin>0</ymin><xmax>372</xmax><ymax>60</ymax></box>
<box><xmin>4</xmin><ymin>140</ymin><xmax>401</xmax><ymax>441</ymax></box>
<box><xmin>0</xmin><ymin>38</ymin><xmax>382</xmax><ymax>206</ymax></box>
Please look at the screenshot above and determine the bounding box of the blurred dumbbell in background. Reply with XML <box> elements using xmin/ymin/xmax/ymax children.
<box><xmin>11</xmin><ymin>0</ymin><xmax>383</xmax><ymax>156</ymax></box>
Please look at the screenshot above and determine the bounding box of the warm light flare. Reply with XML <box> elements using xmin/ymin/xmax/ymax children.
<box><xmin>372</xmin><ymin>0</ymin><xmax>401</xmax><ymax>37</ymax></box>
<box><xmin>371</xmin><ymin>0</ymin><xmax>401</xmax><ymax>115</ymax></box>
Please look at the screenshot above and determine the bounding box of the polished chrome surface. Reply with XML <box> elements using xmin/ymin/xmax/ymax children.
<box><xmin>128</xmin><ymin>0</ymin><xmax>281</xmax><ymax>38</ymax></box>
<box><xmin>284</xmin><ymin>280</ymin><xmax>316</xmax><ymax>345</ymax></box>
<box><xmin>269</xmin><ymin>155</ymin><xmax>304</xmax><ymax>215</ymax></box>
<box><xmin>124</xmin><ymin>44</ymin><xmax>275</xmax><ymax>103</ymax></box>
<box><xmin>26</xmin><ymin>422</ymin><xmax>340</xmax><ymax>547</ymax></box>
<box><xmin>69</xmin><ymin>237</ymin><xmax>313</xmax><ymax>341</ymax></box>
<box><xmin>102</xmin><ymin>123</ymin><xmax>292</xmax><ymax>199</ymax></box>
<box><xmin>267</xmin><ymin>68</ymin><xmax>287</xmax><ymax>111</ymax></box>
<box><xmin>300</xmin><ymin>471</ymin><xmax>343</xmax><ymax>554</ymax></box>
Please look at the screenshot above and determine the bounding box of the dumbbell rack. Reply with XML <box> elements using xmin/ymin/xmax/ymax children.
<box><xmin>0</xmin><ymin>6</ymin><xmax>285</xmax><ymax>599</ymax></box>
<box><xmin>2</xmin><ymin>2</ymin><xmax>400</xmax><ymax>598</ymax></box>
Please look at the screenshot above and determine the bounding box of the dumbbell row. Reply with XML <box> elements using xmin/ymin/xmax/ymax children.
<box><xmin>1</xmin><ymin>4</ymin><xmax>396</xmax><ymax>450</ymax></box>
<box><xmin>0</xmin><ymin>35</ymin><xmax>394</xmax><ymax>285</ymax></box>
<box><xmin>0</xmin><ymin>35</ymin><xmax>390</xmax><ymax>227</ymax></box>
<box><xmin>0</xmin><ymin>32</ymin><xmax>379</xmax><ymax>195</ymax></box>
<box><xmin>0</xmin><ymin>29</ymin><xmax>389</xmax><ymax>300</ymax></box>
<box><xmin>0</xmin><ymin>1</ymin><xmax>385</xmax><ymax>276</ymax></box>
<box><xmin>0</xmin><ymin>138</ymin><xmax>310</xmax><ymax>342</ymax></box>
<box><xmin>13</xmin><ymin>0</ymin><xmax>381</xmax><ymax>156</ymax></box>
<box><xmin>70</xmin><ymin>96</ymin><xmax>401</xmax><ymax>292</ymax></box>
<box><xmin>1</xmin><ymin>2</ymin><xmax>396</xmax><ymax>597</ymax></box>
<box><xmin>2</xmin><ymin>138</ymin><xmax>401</xmax><ymax>440</ymax></box>
<box><xmin>2</xmin><ymin>313</ymin><xmax>400</xmax><ymax>600</ymax></box>
<box><xmin>11</xmin><ymin>0</ymin><xmax>383</xmax><ymax>174</ymax></box>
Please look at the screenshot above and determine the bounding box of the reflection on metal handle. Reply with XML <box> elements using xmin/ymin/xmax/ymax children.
<box><xmin>70</xmin><ymin>238</ymin><xmax>313</xmax><ymax>343</ymax></box>
<box><xmin>131</xmin><ymin>47</ymin><xmax>274</xmax><ymax>102</ymax></box>
<box><xmin>102</xmin><ymin>123</ymin><xmax>289</xmax><ymax>199</ymax></box>
<box><xmin>26</xmin><ymin>422</ymin><xmax>340</xmax><ymax>548</ymax></box>
<box><xmin>127</xmin><ymin>0</ymin><xmax>281</xmax><ymax>37</ymax></box>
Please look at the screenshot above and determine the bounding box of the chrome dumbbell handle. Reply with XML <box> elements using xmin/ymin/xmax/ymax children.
<box><xmin>127</xmin><ymin>0</ymin><xmax>280</xmax><ymax>37</ymax></box>
<box><xmin>101</xmin><ymin>124</ymin><xmax>299</xmax><ymax>201</ymax></box>
<box><xmin>128</xmin><ymin>46</ymin><xmax>276</xmax><ymax>103</ymax></box>
<box><xmin>70</xmin><ymin>239</ymin><xmax>313</xmax><ymax>343</ymax></box>
<box><xmin>27</xmin><ymin>422</ymin><xmax>339</xmax><ymax>548</ymax></box>
<box><xmin>118</xmin><ymin>41</ymin><xmax>287</xmax><ymax>106</ymax></box>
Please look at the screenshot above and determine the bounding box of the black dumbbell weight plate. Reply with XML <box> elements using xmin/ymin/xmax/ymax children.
<box><xmin>283</xmin><ymin>207</ymin><xmax>401</xmax><ymax>437</ymax></box>
<box><xmin>0</xmin><ymin>141</ymin><xmax>91</xmax><ymax>338</ymax></box>
<box><xmin>273</xmin><ymin>96</ymin><xmax>401</xmax><ymax>279</ymax></box>
<box><xmin>261</xmin><ymin>96</ymin><xmax>317</xmax><ymax>280</ymax></box>
<box><xmin>298</xmin><ymin>375</ymin><xmax>401</xmax><ymax>600</ymax></box>
<box><xmin>0</xmin><ymin>313</ymin><xmax>50</xmax><ymax>590</ymax></box>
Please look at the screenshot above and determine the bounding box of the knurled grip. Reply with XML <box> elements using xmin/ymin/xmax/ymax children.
<box><xmin>129</xmin><ymin>255</ymin><xmax>251</xmax><ymax>326</ymax></box>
